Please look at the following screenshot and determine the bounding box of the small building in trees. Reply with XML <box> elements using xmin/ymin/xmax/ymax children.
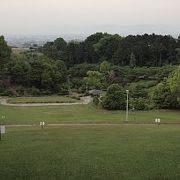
<box><xmin>88</xmin><ymin>89</ymin><xmax>102</xmax><ymax>96</ymax></box>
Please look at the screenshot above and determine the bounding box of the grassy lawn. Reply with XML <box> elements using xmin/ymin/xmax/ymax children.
<box><xmin>0</xmin><ymin>104</ymin><xmax>179</xmax><ymax>125</ymax></box>
<box><xmin>7</xmin><ymin>96</ymin><xmax>81</xmax><ymax>104</ymax></box>
<box><xmin>1</xmin><ymin>125</ymin><xmax>180</xmax><ymax>180</ymax></box>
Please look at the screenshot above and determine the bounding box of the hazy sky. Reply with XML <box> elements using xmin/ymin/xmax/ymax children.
<box><xmin>0</xmin><ymin>0</ymin><xmax>180</xmax><ymax>35</ymax></box>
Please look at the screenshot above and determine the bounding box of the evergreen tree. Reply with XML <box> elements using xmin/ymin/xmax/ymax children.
<box><xmin>129</xmin><ymin>52</ymin><xmax>136</xmax><ymax>68</ymax></box>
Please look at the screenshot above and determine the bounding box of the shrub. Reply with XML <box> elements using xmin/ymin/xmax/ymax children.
<box><xmin>16</xmin><ymin>86</ymin><xmax>25</xmax><ymax>96</ymax></box>
<box><xmin>129</xmin><ymin>98</ymin><xmax>149</xmax><ymax>111</ymax></box>
<box><xmin>93</xmin><ymin>96</ymin><xmax>99</xmax><ymax>106</ymax></box>
<box><xmin>129</xmin><ymin>84</ymin><xmax>148</xmax><ymax>98</ymax></box>
<box><xmin>151</xmin><ymin>82</ymin><xmax>178</xmax><ymax>109</ymax></box>
<box><xmin>0</xmin><ymin>81</ymin><xmax>6</xmax><ymax>92</ymax></box>
<box><xmin>4</xmin><ymin>90</ymin><xmax>16</xmax><ymax>97</ymax></box>
<box><xmin>102</xmin><ymin>84</ymin><xmax>126</xmax><ymax>110</ymax></box>
<box><xmin>27</xmin><ymin>87</ymin><xmax>40</xmax><ymax>96</ymax></box>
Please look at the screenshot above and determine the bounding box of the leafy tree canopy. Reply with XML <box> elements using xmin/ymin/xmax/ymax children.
<box><xmin>102</xmin><ymin>84</ymin><xmax>126</xmax><ymax>110</ymax></box>
<box><xmin>0</xmin><ymin>36</ymin><xmax>11</xmax><ymax>69</ymax></box>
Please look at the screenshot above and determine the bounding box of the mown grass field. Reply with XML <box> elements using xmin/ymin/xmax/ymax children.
<box><xmin>1</xmin><ymin>125</ymin><xmax>180</xmax><ymax>180</ymax></box>
<box><xmin>0</xmin><ymin>104</ymin><xmax>179</xmax><ymax>125</ymax></box>
<box><xmin>7</xmin><ymin>95</ymin><xmax>80</xmax><ymax>104</ymax></box>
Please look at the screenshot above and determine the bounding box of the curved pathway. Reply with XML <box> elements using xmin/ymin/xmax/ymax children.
<box><xmin>0</xmin><ymin>96</ymin><xmax>92</xmax><ymax>107</ymax></box>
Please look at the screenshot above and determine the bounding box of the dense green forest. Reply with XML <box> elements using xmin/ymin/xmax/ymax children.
<box><xmin>42</xmin><ymin>33</ymin><xmax>180</xmax><ymax>66</ymax></box>
<box><xmin>0</xmin><ymin>33</ymin><xmax>180</xmax><ymax>110</ymax></box>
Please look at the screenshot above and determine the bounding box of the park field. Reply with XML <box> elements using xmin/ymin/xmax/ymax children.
<box><xmin>0</xmin><ymin>103</ymin><xmax>179</xmax><ymax>125</ymax></box>
<box><xmin>0</xmin><ymin>103</ymin><xmax>180</xmax><ymax>180</ymax></box>
<box><xmin>0</xmin><ymin>104</ymin><xmax>180</xmax><ymax>125</ymax></box>
<box><xmin>1</xmin><ymin>125</ymin><xmax>180</xmax><ymax>180</ymax></box>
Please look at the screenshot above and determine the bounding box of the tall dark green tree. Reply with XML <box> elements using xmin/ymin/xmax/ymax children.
<box><xmin>66</xmin><ymin>41</ymin><xmax>79</xmax><ymax>65</ymax></box>
<box><xmin>0</xmin><ymin>36</ymin><xmax>11</xmax><ymax>69</ymax></box>
<box><xmin>43</xmin><ymin>37</ymin><xmax>67</xmax><ymax>61</ymax></box>
<box><xmin>42</xmin><ymin>33</ymin><xmax>179</xmax><ymax>67</ymax></box>
<box><xmin>129</xmin><ymin>52</ymin><xmax>136</xmax><ymax>68</ymax></box>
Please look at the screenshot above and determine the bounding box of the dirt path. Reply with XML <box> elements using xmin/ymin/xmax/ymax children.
<box><xmin>0</xmin><ymin>96</ymin><xmax>92</xmax><ymax>107</ymax></box>
<box><xmin>6</xmin><ymin>123</ymin><xmax>179</xmax><ymax>128</ymax></box>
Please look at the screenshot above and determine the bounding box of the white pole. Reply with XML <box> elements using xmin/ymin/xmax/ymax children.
<box><xmin>126</xmin><ymin>90</ymin><xmax>129</xmax><ymax>122</ymax></box>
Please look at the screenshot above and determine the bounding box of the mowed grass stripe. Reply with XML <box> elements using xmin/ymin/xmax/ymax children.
<box><xmin>6</xmin><ymin>96</ymin><xmax>81</xmax><ymax>104</ymax></box>
<box><xmin>0</xmin><ymin>125</ymin><xmax>180</xmax><ymax>180</ymax></box>
<box><xmin>0</xmin><ymin>104</ymin><xmax>180</xmax><ymax>125</ymax></box>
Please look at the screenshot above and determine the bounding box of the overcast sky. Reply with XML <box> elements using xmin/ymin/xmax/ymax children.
<box><xmin>0</xmin><ymin>0</ymin><xmax>180</xmax><ymax>35</ymax></box>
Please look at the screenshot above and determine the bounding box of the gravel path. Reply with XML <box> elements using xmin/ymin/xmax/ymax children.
<box><xmin>0</xmin><ymin>96</ymin><xmax>92</xmax><ymax>107</ymax></box>
<box><xmin>6</xmin><ymin>123</ymin><xmax>179</xmax><ymax>128</ymax></box>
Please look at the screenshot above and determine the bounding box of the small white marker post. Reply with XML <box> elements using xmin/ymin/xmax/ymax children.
<box><xmin>40</xmin><ymin>122</ymin><xmax>45</xmax><ymax>129</ymax></box>
<box><xmin>155</xmin><ymin>118</ymin><xmax>157</xmax><ymax>124</ymax></box>
<box><xmin>0</xmin><ymin>125</ymin><xmax>5</xmax><ymax>141</ymax></box>
<box><xmin>0</xmin><ymin>115</ymin><xmax>6</xmax><ymax>141</ymax></box>
<box><xmin>155</xmin><ymin>118</ymin><xmax>161</xmax><ymax>125</ymax></box>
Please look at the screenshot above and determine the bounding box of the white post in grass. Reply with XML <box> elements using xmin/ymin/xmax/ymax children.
<box><xmin>0</xmin><ymin>116</ymin><xmax>6</xmax><ymax>141</ymax></box>
<box><xmin>126</xmin><ymin>90</ymin><xmax>129</xmax><ymax>122</ymax></box>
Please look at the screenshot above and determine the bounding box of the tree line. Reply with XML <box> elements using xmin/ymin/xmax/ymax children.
<box><xmin>0</xmin><ymin>34</ymin><xmax>179</xmax><ymax>110</ymax></box>
<box><xmin>42</xmin><ymin>33</ymin><xmax>180</xmax><ymax>67</ymax></box>
<box><xmin>100</xmin><ymin>66</ymin><xmax>180</xmax><ymax>110</ymax></box>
